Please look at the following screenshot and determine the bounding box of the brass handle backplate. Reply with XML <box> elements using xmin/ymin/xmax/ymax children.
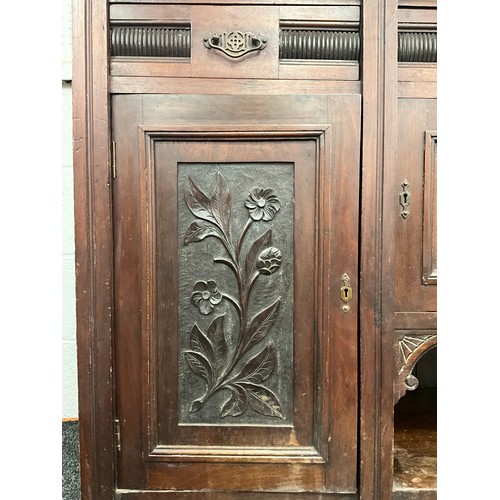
<box><xmin>340</xmin><ymin>273</ymin><xmax>352</xmax><ymax>313</ymax></box>
<box><xmin>203</xmin><ymin>31</ymin><xmax>267</xmax><ymax>59</ymax></box>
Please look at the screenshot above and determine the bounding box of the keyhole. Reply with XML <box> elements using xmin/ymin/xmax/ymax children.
<box><xmin>403</xmin><ymin>193</ymin><xmax>408</xmax><ymax>204</ymax></box>
<box><xmin>344</xmin><ymin>288</ymin><xmax>349</xmax><ymax>299</ymax></box>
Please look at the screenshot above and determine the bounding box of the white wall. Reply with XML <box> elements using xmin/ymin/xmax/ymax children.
<box><xmin>62</xmin><ymin>0</ymin><xmax>78</xmax><ymax>419</ymax></box>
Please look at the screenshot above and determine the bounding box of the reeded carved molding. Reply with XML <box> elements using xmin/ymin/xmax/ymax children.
<box><xmin>398</xmin><ymin>32</ymin><xmax>437</xmax><ymax>62</ymax></box>
<box><xmin>394</xmin><ymin>332</ymin><xmax>437</xmax><ymax>404</ymax></box>
<box><xmin>110</xmin><ymin>26</ymin><xmax>191</xmax><ymax>57</ymax></box>
<box><xmin>109</xmin><ymin>25</ymin><xmax>436</xmax><ymax>64</ymax></box>
<box><xmin>110</xmin><ymin>25</ymin><xmax>361</xmax><ymax>61</ymax></box>
<box><xmin>280</xmin><ymin>29</ymin><xmax>360</xmax><ymax>61</ymax></box>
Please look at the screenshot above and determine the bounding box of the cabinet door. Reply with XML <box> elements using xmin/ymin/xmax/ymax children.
<box><xmin>394</xmin><ymin>98</ymin><xmax>437</xmax><ymax>315</ymax></box>
<box><xmin>112</xmin><ymin>94</ymin><xmax>360</xmax><ymax>496</ymax></box>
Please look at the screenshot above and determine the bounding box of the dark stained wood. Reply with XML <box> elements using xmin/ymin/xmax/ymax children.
<box><xmin>110</xmin><ymin>76</ymin><xmax>361</xmax><ymax>94</ymax></box>
<box><xmin>149</xmin><ymin>136</ymin><xmax>319</xmax><ymax>456</ymax></box>
<box><xmin>110</xmin><ymin>4</ymin><xmax>360</xmax><ymax>23</ymax></box>
<box><xmin>74</xmin><ymin>0</ymin><xmax>437</xmax><ymax>498</ymax></box>
<box><xmin>109</xmin><ymin>3</ymin><xmax>191</xmax><ymax>21</ymax></box>
<box><xmin>379</xmin><ymin>0</ymin><xmax>400</xmax><ymax>496</ymax></box>
<box><xmin>112</xmin><ymin>94</ymin><xmax>360</xmax><ymax>494</ymax></box>
<box><xmin>393</xmin><ymin>99</ymin><xmax>437</xmax><ymax>314</ymax></box>
<box><xmin>116</xmin><ymin>493</ymin><xmax>358</xmax><ymax>500</ymax></box>
<box><xmin>391</xmin><ymin>20</ymin><xmax>437</xmax><ymax>494</ymax></box>
<box><xmin>358</xmin><ymin>0</ymin><xmax>399</xmax><ymax>497</ymax></box>
<box><xmin>393</xmin><ymin>312</ymin><xmax>437</xmax><ymax>330</ymax></box>
<box><xmin>110</xmin><ymin>59</ymin><xmax>192</xmax><ymax>78</ymax></box>
<box><xmin>190</xmin><ymin>6</ymin><xmax>279</xmax><ymax>79</ymax></box>
<box><xmin>278</xmin><ymin>61</ymin><xmax>359</xmax><ymax>81</ymax></box>
<box><xmin>72</xmin><ymin>0</ymin><xmax>114</xmax><ymax>499</ymax></box>
<box><xmin>110</xmin><ymin>61</ymin><xmax>359</xmax><ymax>81</ymax></box>
<box><xmin>422</xmin><ymin>131</ymin><xmax>437</xmax><ymax>285</ymax></box>
<box><xmin>279</xmin><ymin>5</ymin><xmax>360</xmax><ymax>23</ymax></box>
<box><xmin>393</xmin><ymin>330</ymin><xmax>437</xmax><ymax>404</ymax></box>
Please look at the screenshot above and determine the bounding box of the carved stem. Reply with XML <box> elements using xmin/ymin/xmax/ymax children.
<box><xmin>221</xmin><ymin>293</ymin><xmax>242</xmax><ymax>317</ymax></box>
<box><xmin>236</xmin><ymin>217</ymin><xmax>253</xmax><ymax>264</ymax></box>
<box><xmin>225</xmin><ymin>271</ymin><xmax>248</xmax><ymax>377</ymax></box>
<box><xmin>219</xmin><ymin>234</ymin><xmax>238</xmax><ymax>267</ymax></box>
<box><xmin>204</xmin><ymin>239</ymin><xmax>248</xmax><ymax>394</ymax></box>
<box><xmin>246</xmin><ymin>270</ymin><xmax>260</xmax><ymax>302</ymax></box>
<box><xmin>213</xmin><ymin>257</ymin><xmax>239</xmax><ymax>276</ymax></box>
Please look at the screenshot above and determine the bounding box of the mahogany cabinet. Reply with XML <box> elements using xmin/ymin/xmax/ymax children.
<box><xmin>72</xmin><ymin>0</ymin><xmax>437</xmax><ymax>498</ymax></box>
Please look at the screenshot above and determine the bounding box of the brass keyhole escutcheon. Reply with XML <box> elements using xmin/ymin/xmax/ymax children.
<box><xmin>341</xmin><ymin>286</ymin><xmax>352</xmax><ymax>303</ymax></box>
<box><xmin>399</xmin><ymin>179</ymin><xmax>411</xmax><ymax>219</ymax></box>
<box><xmin>340</xmin><ymin>273</ymin><xmax>352</xmax><ymax>313</ymax></box>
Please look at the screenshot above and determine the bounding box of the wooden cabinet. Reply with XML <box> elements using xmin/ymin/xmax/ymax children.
<box><xmin>72</xmin><ymin>0</ymin><xmax>437</xmax><ymax>498</ymax></box>
<box><xmin>391</xmin><ymin>4</ymin><xmax>437</xmax><ymax>496</ymax></box>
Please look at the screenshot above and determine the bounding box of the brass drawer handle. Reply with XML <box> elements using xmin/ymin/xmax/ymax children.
<box><xmin>203</xmin><ymin>31</ymin><xmax>267</xmax><ymax>59</ymax></box>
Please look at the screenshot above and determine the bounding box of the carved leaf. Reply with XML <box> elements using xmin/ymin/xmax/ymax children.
<box><xmin>185</xmin><ymin>175</ymin><xmax>217</xmax><ymax>224</ymax></box>
<box><xmin>207</xmin><ymin>315</ymin><xmax>228</xmax><ymax>373</ymax></box>
<box><xmin>184</xmin><ymin>221</ymin><xmax>222</xmax><ymax>245</ymax></box>
<box><xmin>211</xmin><ymin>172</ymin><xmax>231</xmax><ymax>237</ymax></box>
<box><xmin>238</xmin><ymin>383</ymin><xmax>284</xmax><ymax>419</ymax></box>
<box><xmin>220</xmin><ymin>384</ymin><xmax>248</xmax><ymax>418</ymax></box>
<box><xmin>244</xmin><ymin>299</ymin><xmax>281</xmax><ymax>350</ymax></box>
<box><xmin>185</xmin><ymin>351</ymin><xmax>212</xmax><ymax>385</ymax></box>
<box><xmin>245</xmin><ymin>229</ymin><xmax>272</xmax><ymax>280</ymax></box>
<box><xmin>190</xmin><ymin>325</ymin><xmax>215</xmax><ymax>364</ymax></box>
<box><xmin>234</xmin><ymin>344</ymin><xmax>276</xmax><ymax>384</ymax></box>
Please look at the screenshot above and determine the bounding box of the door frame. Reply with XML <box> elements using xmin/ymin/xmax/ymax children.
<box><xmin>71</xmin><ymin>0</ymin><xmax>398</xmax><ymax>498</ymax></box>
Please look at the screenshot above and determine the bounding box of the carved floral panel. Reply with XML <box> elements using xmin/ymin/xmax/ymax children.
<box><xmin>177</xmin><ymin>163</ymin><xmax>294</xmax><ymax>425</ymax></box>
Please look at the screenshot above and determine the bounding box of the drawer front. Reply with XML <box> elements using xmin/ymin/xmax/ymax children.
<box><xmin>191</xmin><ymin>6</ymin><xmax>279</xmax><ymax>79</ymax></box>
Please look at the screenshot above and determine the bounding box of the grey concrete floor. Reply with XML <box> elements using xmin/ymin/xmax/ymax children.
<box><xmin>62</xmin><ymin>421</ymin><xmax>80</xmax><ymax>500</ymax></box>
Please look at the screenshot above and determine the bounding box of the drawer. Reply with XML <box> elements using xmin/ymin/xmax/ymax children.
<box><xmin>109</xmin><ymin>4</ymin><xmax>361</xmax><ymax>82</ymax></box>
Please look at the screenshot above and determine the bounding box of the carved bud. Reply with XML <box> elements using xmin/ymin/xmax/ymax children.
<box><xmin>256</xmin><ymin>247</ymin><xmax>283</xmax><ymax>275</ymax></box>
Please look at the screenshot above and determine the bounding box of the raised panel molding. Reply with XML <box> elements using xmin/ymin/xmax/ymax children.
<box><xmin>139</xmin><ymin>126</ymin><xmax>331</xmax><ymax>464</ymax></box>
<box><xmin>422</xmin><ymin>130</ymin><xmax>437</xmax><ymax>284</ymax></box>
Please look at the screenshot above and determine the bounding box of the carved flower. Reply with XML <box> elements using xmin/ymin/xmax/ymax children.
<box><xmin>191</xmin><ymin>280</ymin><xmax>222</xmax><ymax>315</ymax></box>
<box><xmin>256</xmin><ymin>247</ymin><xmax>283</xmax><ymax>275</ymax></box>
<box><xmin>245</xmin><ymin>188</ymin><xmax>281</xmax><ymax>222</ymax></box>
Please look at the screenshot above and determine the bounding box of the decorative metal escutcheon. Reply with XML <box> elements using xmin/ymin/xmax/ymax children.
<box><xmin>203</xmin><ymin>31</ymin><xmax>267</xmax><ymax>59</ymax></box>
<box><xmin>399</xmin><ymin>179</ymin><xmax>411</xmax><ymax>219</ymax></box>
<box><xmin>340</xmin><ymin>273</ymin><xmax>353</xmax><ymax>313</ymax></box>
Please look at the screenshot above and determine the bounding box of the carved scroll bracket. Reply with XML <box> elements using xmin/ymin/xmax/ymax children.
<box><xmin>203</xmin><ymin>31</ymin><xmax>267</xmax><ymax>59</ymax></box>
<box><xmin>394</xmin><ymin>332</ymin><xmax>437</xmax><ymax>404</ymax></box>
